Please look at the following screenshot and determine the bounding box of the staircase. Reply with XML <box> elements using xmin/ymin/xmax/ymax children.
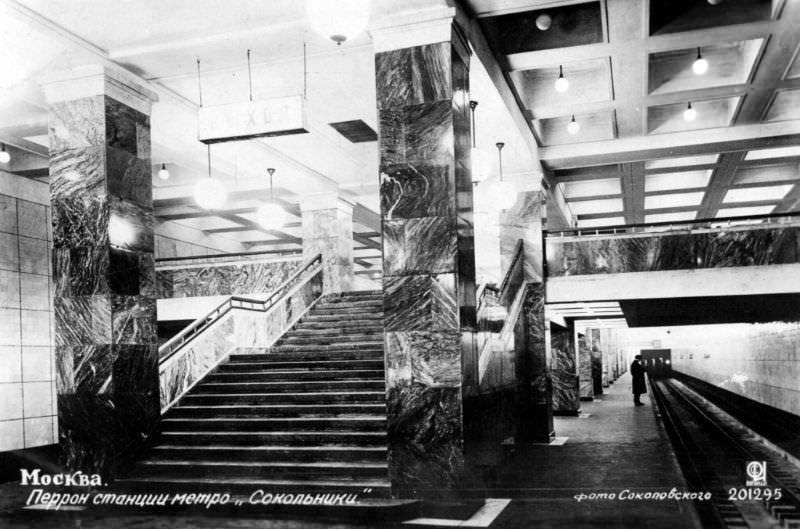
<box><xmin>121</xmin><ymin>290</ymin><xmax>391</xmax><ymax>499</ymax></box>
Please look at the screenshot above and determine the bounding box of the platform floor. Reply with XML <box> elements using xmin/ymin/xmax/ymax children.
<box><xmin>488</xmin><ymin>371</ymin><xmax>703</xmax><ymax>528</ymax></box>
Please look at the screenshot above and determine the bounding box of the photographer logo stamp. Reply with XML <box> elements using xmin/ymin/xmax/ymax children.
<box><xmin>745</xmin><ymin>461</ymin><xmax>767</xmax><ymax>487</ymax></box>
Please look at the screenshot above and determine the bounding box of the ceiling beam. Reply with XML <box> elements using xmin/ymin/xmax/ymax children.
<box><xmin>203</xmin><ymin>223</ymin><xmax>302</xmax><ymax>234</ymax></box>
<box><xmin>696</xmin><ymin>151</ymin><xmax>747</xmax><ymax>218</ymax></box>
<box><xmin>540</xmin><ymin>120</ymin><xmax>800</xmax><ymax>169</ymax></box>
<box><xmin>621</xmin><ymin>162</ymin><xmax>646</xmax><ymax>225</ymax></box>
<box><xmin>774</xmin><ymin>184</ymin><xmax>800</xmax><ymax>214</ymax></box>
<box><xmin>215</xmin><ymin>212</ymin><xmax>301</xmax><ymax>243</ymax></box>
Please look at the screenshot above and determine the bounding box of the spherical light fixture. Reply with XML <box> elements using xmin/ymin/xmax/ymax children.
<box><xmin>306</xmin><ymin>0</ymin><xmax>370</xmax><ymax>45</ymax></box>
<box><xmin>567</xmin><ymin>115</ymin><xmax>581</xmax><ymax>135</ymax></box>
<box><xmin>194</xmin><ymin>177</ymin><xmax>227</xmax><ymax>210</ymax></box>
<box><xmin>535</xmin><ymin>13</ymin><xmax>552</xmax><ymax>31</ymax></box>
<box><xmin>692</xmin><ymin>48</ymin><xmax>709</xmax><ymax>75</ymax></box>
<box><xmin>554</xmin><ymin>65</ymin><xmax>569</xmax><ymax>93</ymax></box>
<box><xmin>157</xmin><ymin>163</ymin><xmax>170</xmax><ymax>180</ymax></box>
<box><xmin>683</xmin><ymin>102</ymin><xmax>697</xmax><ymax>122</ymax></box>
<box><xmin>0</xmin><ymin>144</ymin><xmax>9</xmax><ymax>164</ymax></box>
<box><xmin>257</xmin><ymin>168</ymin><xmax>288</xmax><ymax>230</ymax></box>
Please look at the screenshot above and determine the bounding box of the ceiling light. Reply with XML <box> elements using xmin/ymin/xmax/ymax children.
<box><xmin>0</xmin><ymin>144</ymin><xmax>9</xmax><ymax>164</ymax></box>
<box><xmin>707</xmin><ymin>0</ymin><xmax>723</xmax><ymax>4</ymax></box>
<box><xmin>306</xmin><ymin>0</ymin><xmax>370</xmax><ymax>45</ymax></box>
<box><xmin>554</xmin><ymin>65</ymin><xmax>569</xmax><ymax>93</ymax></box>
<box><xmin>490</xmin><ymin>142</ymin><xmax>516</xmax><ymax>210</ymax></box>
<box><xmin>536</xmin><ymin>13</ymin><xmax>552</xmax><ymax>31</ymax></box>
<box><xmin>692</xmin><ymin>48</ymin><xmax>709</xmax><ymax>75</ymax></box>
<box><xmin>567</xmin><ymin>115</ymin><xmax>580</xmax><ymax>135</ymax></box>
<box><xmin>157</xmin><ymin>163</ymin><xmax>170</xmax><ymax>180</ymax></box>
<box><xmin>257</xmin><ymin>168</ymin><xmax>287</xmax><ymax>230</ymax></box>
<box><xmin>683</xmin><ymin>102</ymin><xmax>697</xmax><ymax>122</ymax></box>
<box><xmin>194</xmin><ymin>146</ymin><xmax>227</xmax><ymax>210</ymax></box>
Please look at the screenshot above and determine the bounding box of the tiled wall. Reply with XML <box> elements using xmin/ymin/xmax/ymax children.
<box><xmin>0</xmin><ymin>179</ymin><xmax>57</xmax><ymax>451</ymax></box>
<box><xmin>669</xmin><ymin>322</ymin><xmax>800</xmax><ymax>416</ymax></box>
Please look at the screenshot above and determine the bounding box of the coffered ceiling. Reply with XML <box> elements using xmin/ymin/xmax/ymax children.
<box><xmin>465</xmin><ymin>0</ymin><xmax>800</xmax><ymax>228</ymax></box>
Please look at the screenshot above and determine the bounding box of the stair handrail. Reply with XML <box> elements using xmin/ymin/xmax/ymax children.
<box><xmin>159</xmin><ymin>254</ymin><xmax>323</xmax><ymax>364</ymax></box>
<box><xmin>498</xmin><ymin>239</ymin><xmax>525</xmax><ymax>308</ymax></box>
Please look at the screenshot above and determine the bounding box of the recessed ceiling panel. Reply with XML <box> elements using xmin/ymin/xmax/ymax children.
<box><xmin>511</xmin><ymin>58</ymin><xmax>612</xmax><ymax>111</ymax></box>
<box><xmin>645</xmin><ymin>170</ymin><xmax>711</xmax><ymax>192</ymax></box>
<box><xmin>647</xmin><ymin>97</ymin><xmax>740</xmax><ymax>134</ymax></box>
<box><xmin>562</xmin><ymin>178</ymin><xmax>621</xmax><ymax>199</ymax></box>
<box><xmin>645</xmin><ymin>154</ymin><xmax>719</xmax><ymax>170</ymax></box>
<box><xmin>569</xmin><ymin>198</ymin><xmax>623</xmax><ymax>215</ymax></box>
<box><xmin>733</xmin><ymin>164</ymin><xmax>799</xmax><ymax>185</ymax></box>
<box><xmin>764</xmin><ymin>89</ymin><xmax>800</xmax><ymax>122</ymax></box>
<box><xmin>723</xmin><ymin>185</ymin><xmax>793</xmax><ymax>203</ymax></box>
<box><xmin>537</xmin><ymin>111</ymin><xmax>615</xmax><ymax>145</ymax></box>
<box><xmin>644</xmin><ymin>191</ymin><xmax>705</xmax><ymax>210</ymax></box>
<box><xmin>645</xmin><ymin>211</ymin><xmax>697</xmax><ymax>223</ymax></box>
<box><xmin>576</xmin><ymin>216</ymin><xmax>626</xmax><ymax>228</ymax></box>
<box><xmin>745</xmin><ymin>146</ymin><xmax>800</xmax><ymax>161</ymax></box>
<box><xmin>649</xmin><ymin>0</ymin><xmax>771</xmax><ymax>36</ymax></box>
<box><xmin>480</xmin><ymin>2</ymin><xmax>604</xmax><ymax>55</ymax></box>
<box><xmin>648</xmin><ymin>39</ymin><xmax>763</xmax><ymax>95</ymax></box>
<box><xmin>715</xmin><ymin>205</ymin><xmax>775</xmax><ymax>218</ymax></box>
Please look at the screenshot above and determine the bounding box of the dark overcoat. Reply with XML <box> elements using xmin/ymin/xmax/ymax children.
<box><xmin>631</xmin><ymin>360</ymin><xmax>647</xmax><ymax>395</ymax></box>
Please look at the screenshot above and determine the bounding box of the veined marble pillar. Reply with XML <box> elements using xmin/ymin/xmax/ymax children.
<box><xmin>500</xmin><ymin>187</ymin><xmax>554</xmax><ymax>443</ymax></box>
<box><xmin>44</xmin><ymin>66</ymin><xmax>159</xmax><ymax>478</ymax></box>
<box><xmin>551</xmin><ymin>320</ymin><xmax>580</xmax><ymax>415</ymax></box>
<box><xmin>578</xmin><ymin>330</ymin><xmax>594</xmax><ymax>401</ymax></box>
<box><xmin>301</xmin><ymin>194</ymin><xmax>354</xmax><ymax>294</ymax></box>
<box><xmin>375</xmin><ymin>21</ymin><xmax>475</xmax><ymax>495</ymax></box>
<box><xmin>590</xmin><ymin>328</ymin><xmax>603</xmax><ymax>396</ymax></box>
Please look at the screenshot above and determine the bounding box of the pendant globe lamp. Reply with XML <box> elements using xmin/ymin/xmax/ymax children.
<box><xmin>194</xmin><ymin>146</ymin><xmax>227</xmax><ymax>210</ymax></box>
<box><xmin>490</xmin><ymin>142</ymin><xmax>516</xmax><ymax>210</ymax></box>
<box><xmin>306</xmin><ymin>0</ymin><xmax>370</xmax><ymax>45</ymax></box>
<box><xmin>257</xmin><ymin>168</ymin><xmax>287</xmax><ymax>230</ymax></box>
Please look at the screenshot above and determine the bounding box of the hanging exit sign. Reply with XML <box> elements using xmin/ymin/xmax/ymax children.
<box><xmin>198</xmin><ymin>95</ymin><xmax>308</xmax><ymax>144</ymax></box>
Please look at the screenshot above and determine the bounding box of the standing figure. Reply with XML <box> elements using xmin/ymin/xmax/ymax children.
<box><xmin>631</xmin><ymin>354</ymin><xmax>646</xmax><ymax>406</ymax></box>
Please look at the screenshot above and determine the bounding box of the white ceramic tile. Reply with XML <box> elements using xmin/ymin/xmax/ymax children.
<box><xmin>20</xmin><ymin>273</ymin><xmax>49</xmax><ymax>311</ymax></box>
<box><xmin>0</xmin><ymin>308</ymin><xmax>21</xmax><ymax>345</ymax></box>
<box><xmin>18</xmin><ymin>237</ymin><xmax>49</xmax><ymax>275</ymax></box>
<box><xmin>22</xmin><ymin>346</ymin><xmax>51</xmax><ymax>382</ymax></box>
<box><xmin>0</xmin><ymin>419</ymin><xmax>24</xmax><ymax>451</ymax></box>
<box><xmin>20</xmin><ymin>310</ymin><xmax>50</xmax><ymax>346</ymax></box>
<box><xmin>17</xmin><ymin>200</ymin><xmax>47</xmax><ymax>240</ymax></box>
<box><xmin>0</xmin><ymin>195</ymin><xmax>17</xmax><ymax>235</ymax></box>
<box><xmin>0</xmin><ymin>232</ymin><xmax>20</xmax><ymax>272</ymax></box>
<box><xmin>0</xmin><ymin>383</ymin><xmax>23</xmax><ymax>420</ymax></box>
<box><xmin>0</xmin><ymin>269</ymin><xmax>20</xmax><ymax>308</ymax></box>
<box><xmin>0</xmin><ymin>346</ymin><xmax>22</xmax><ymax>383</ymax></box>
<box><xmin>24</xmin><ymin>416</ymin><xmax>54</xmax><ymax>447</ymax></box>
<box><xmin>23</xmin><ymin>381</ymin><xmax>53</xmax><ymax>417</ymax></box>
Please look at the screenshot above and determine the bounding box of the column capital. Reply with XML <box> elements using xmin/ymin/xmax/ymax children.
<box><xmin>370</xmin><ymin>5</ymin><xmax>469</xmax><ymax>58</ymax></box>
<box><xmin>41</xmin><ymin>64</ymin><xmax>159</xmax><ymax>116</ymax></box>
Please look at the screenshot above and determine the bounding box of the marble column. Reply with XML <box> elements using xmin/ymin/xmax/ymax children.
<box><xmin>551</xmin><ymin>320</ymin><xmax>580</xmax><ymax>415</ymax></box>
<box><xmin>590</xmin><ymin>328</ymin><xmax>603</xmax><ymax>396</ymax></box>
<box><xmin>44</xmin><ymin>66</ymin><xmax>159</xmax><ymax>479</ymax></box>
<box><xmin>578</xmin><ymin>331</ymin><xmax>594</xmax><ymax>401</ymax></box>
<box><xmin>301</xmin><ymin>193</ymin><xmax>354</xmax><ymax>294</ymax></box>
<box><xmin>375</xmin><ymin>22</ymin><xmax>475</xmax><ymax>495</ymax></box>
<box><xmin>499</xmin><ymin>186</ymin><xmax>554</xmax><ymax>443</ymax></box>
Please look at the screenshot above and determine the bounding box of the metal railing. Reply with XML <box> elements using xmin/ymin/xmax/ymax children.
<box><xmin>159</xmin><ymin>254</ymin><xmax>323</xmax><ymax>363</ymax></box>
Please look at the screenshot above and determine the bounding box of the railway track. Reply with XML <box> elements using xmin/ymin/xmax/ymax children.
<box><xmin>650</xmin><ymin>377</ymin><xmax>800</xmax><ymax>529</ymax></box>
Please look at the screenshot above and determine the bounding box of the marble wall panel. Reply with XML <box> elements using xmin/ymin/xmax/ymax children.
<box><xmin>49</xmin><ymin>146</ymin><xmax>107</xmax><ymax>201</ymax></box>
<box><xmin>54</xmin><ymin>296</ymin><xmax>112</xmax><ymax>347</ymax></box>
<box><xmin>53</xmin><ymin>245</ymin><xmax>110</xmax><ymax>297</ymax></box>
<box><xmin>302</xmin><ymin>207</ymin><xmax>353</xmax><ymax>294</ymax></box>
<box><xmin>551</xmin><ymin>323</ymin><xmax>579</xmax><ymax>414</ymax></box>
<box><xmin>383</xmin><ymin>217</ymin><xmax>457</xmax><ymax>275</ymax></box>
<box><xmin>380</xmin><ymin>164</ymin><xmax>455</xmax><ymax>220</ymax></box>
<box><xmin>375</xmin><ymin>42</ymin><xmax>452</xmax><ymax>110</ymax></box>
<box><xmin>111</xmin><ymin>295</ymin><xmax>157</xmax><ymax>345</ymax></box>
<box><xmin>578</xmin><ymin>333</ymin><xmax>594</xmax><ymax>400</ymax></box>
<box><xmin>384</xmin><ymin>273</ymin><xmax>457</xmax><ymax>331</ymax></box>
<box><xmin>48</xmin><ymin>96</ymin><xmax>105</xmax><ymax>155</ymax></box>
<box><xmin>547</xmin><ymin>226</ymin><xmax>800</xmax><ymax>277</ymax></box>
<box><xmin>106</xmin><ymin>147</ymin><xmax>152</xmax><ymax>208</ymax></box>
<box><xmin>156</xmin><ymin>259</ymin><xmax>302</xmax><ymax>298</ymax></box>
<box><xmin>590</xmin><ymin>328</ymin><xmax>603</xmax><ymax>396</ymax></box>
<box><xmin>51</xmin><ymin>195</ymin><xmax>109</xmax><ymax>249</ymax></box>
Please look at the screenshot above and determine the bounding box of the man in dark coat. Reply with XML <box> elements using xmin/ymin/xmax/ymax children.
<box><xmin>631</xmin><ymin>355</ymin><xmax>646</xmax><ymax>406</ymax></box>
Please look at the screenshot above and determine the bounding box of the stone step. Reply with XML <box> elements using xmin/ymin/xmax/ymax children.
<box><xmin>194</xmin><ymin>380</ymin><xmax>385</xmax><ymax>394</ymax></box>
<box><xmin>295</xmin><ymin>320</ymin><xmax>383</xmax><ymax>331</ymax></box>
<box><xmin>131</xmin><ymin>460</ymin><xmax>389</xmax><ymax>480</ymax></box>
<box><xmin>302</xmin><ymin>314</ymin><xmax>384</xmax><ymax>324</ymax></box>
<box><xmin>117</xmin><ymin>476</ymin><xmax>391</xmax><ymax>496</ymax></box>
<box><xmin>217</xmin><ymin>359</ymin><xmax>384</xmax><ymax>372</ymax></box>
<box><xmin>166</xmin><ymin>403</ymin><xmax>386</xmax><ymax>419</ymax></box>
<box><xmin>226</xmin><ymin>349</ymin><xmax>383</xmax><ymax>363</ymax></box>
<box><xmin>149</xmin><ymin>444</ymin><xmax>388</xmax><ymax>463</ymax></box>
<box><xmin>287</xmin><ymin>327</ymin><xmax>383</xmax><ymax>338</ymax></box>
<box><xmin>267</xmin><ymin>343</ymin><xmax>383</xmax><ymax>353</ymax></box>
<box><xmin>158</xmin><ymin>431</ymin><xmax>387</xmax><ymax>446</ymax></box>
<box><xmin>205</xmin><ymin>369</ymin><xmax>385</xmax><ymax>383</ymax></box>
<box><xmin>160</xmin><ymin>417</ymin><xmax>387</xmax><ymax>432</ymax></box>
<box><xmin>181</xmin><ymin>391</ymin><xmax>385</xmax><ymax>405</ymax></box>
<box><xmin>280</xmin><ymin>334</ymin><xmax>382</xmax><ymax>345</ymax></box>
<box><xmin>309</xmin><ymin>308</ymin><xmax>384</xmax><ymax>317</ymax></box>
<box><xmin>313</xmin><ymin>299</ymin><xmax>384</xmax><ymax>309</ymax></box>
